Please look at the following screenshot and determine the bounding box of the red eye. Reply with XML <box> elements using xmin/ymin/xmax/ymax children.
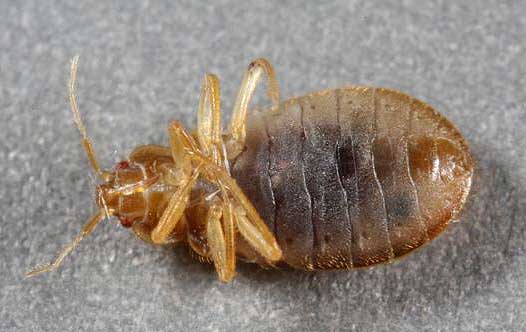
<box><xmin>119</xmin><ymin>216</ymin><xmax>134</xmax><ymax>228</ymax></box>
<box><xmin>115</xmin><ymin>160</ymin><xmax>130</xmax><ymax>170</ymax></box>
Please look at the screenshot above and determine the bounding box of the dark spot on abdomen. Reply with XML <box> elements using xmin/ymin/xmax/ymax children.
<box><xmin>387</xmin><ymin>195</ymin><xmax>414</xmax><ymax>220</ymax></box>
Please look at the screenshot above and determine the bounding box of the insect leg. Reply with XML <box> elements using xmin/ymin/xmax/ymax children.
<box><xmin>150</xmin><ymin>122</ymin><xmax>206</xmax><ymax>244</ymax></box>
<box><xmin>196</xmin><ymin>157</ymin><xmax>282</xmax><ymax>262</ymax></box>
<box><xmin>206</xmin><ymin>201</ymin><xmax>236</xmax><ymax>282</ymax></box>
<box><xmin>232</xmin><ymin>204</ymin><xmax>282</xmax><ymax>262</ymax></box>
<box><xmin>132</xmin><ymin>222</ymin><xmax>154</xmax><ymax>244</ymax></box>
<box><xmin>150</xmin><ymin>166</ymin><xmax>201</xmax><ymax>244</ymax></box>
<box><xmin>132</xmin><ymin>215</ymin><xmax>187</xmax><ymax>244</ymax></box>
<box><xmin>218</xmin><ymin>184</ymin><xmax>237</xmax><ymax>281</ymax></box>
<box><xmin>197</xmin><ymin>74</ymin><xmax>225</xmax><ymax>166</ymax></box>
<box><xmin>171</xmin><ymin>119</ymin><xmax>281</xmax><ymax>275</ymax></box>
<box><xmin>227</xmin><ymin>58</ymin><xmax>280</xmax><ymax>157</ymax></box>
<box><xmin>26</xmin><ymin>210</ymin><xmax>105</xmax><ymax>277</ymax></box>
<box><xmin>169</xmin><ymin>121</ymin><xmax>200</xmax><ymax>175</ymax></box>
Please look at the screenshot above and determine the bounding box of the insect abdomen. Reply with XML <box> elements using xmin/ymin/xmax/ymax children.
<box><xmin>231</xmin><ymin>87</ymin><xmax>473</xmax><ymax>270</ymax></box>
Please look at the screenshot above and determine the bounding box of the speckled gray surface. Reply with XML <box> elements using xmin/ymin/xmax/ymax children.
<box><xmin>2</xmin><ymin>1</ymin><xmax>526</xmax><ymax>331</ymax></box>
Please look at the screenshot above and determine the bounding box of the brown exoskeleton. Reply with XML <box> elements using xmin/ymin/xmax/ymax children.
<box><xmin>27</xmin><ymin>56</ymin><xmax>282</xmax><ymax>282</ymax></box>
<box><xmin>28</xmin><ymin>56</ymin><xmax>473</xmax><ymax>282</ymax></box>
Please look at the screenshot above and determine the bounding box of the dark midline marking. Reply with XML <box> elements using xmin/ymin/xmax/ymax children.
<box><xmin>263</xmin><ymin>118</ymin><xmax>278</xmax><ymax>240</ymax></box>
<box><xmin>334</xmin><ymin>89</ymin><xmax>354</xmax><ymax>267</ymax></box>
<box><xmin>372</xmin><ymin>88</ymin><xmax>395</xmax><ymax>260</ymax></box>
<box><xmin>298</xmin><ymin>98</ymin><xmax>316</xmax><ymax>268</ymax></box>
<box><xmin>405</xmin><ymin>100</ymin><xmax>430</xmax><ymax>241</ymax></box>
<box><xmin>349</xmin><ymin>91</ymin><xmax>360</xmax><ymax>256</ymax></box>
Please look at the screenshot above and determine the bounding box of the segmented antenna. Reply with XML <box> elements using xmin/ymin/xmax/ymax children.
<box><xmin>68</xmin><ymin>55</ymin><xmax>104</xmax><ymax>179</ymax></box>
<box><xmin>25</xmin><ymin>56</ymin><xmax>108</xmax><ymax>277</ymax></box>
<box><xmin>26</xmin><ymin>210</ymin><xmax>105</xmax><ymax>277</ymax></box>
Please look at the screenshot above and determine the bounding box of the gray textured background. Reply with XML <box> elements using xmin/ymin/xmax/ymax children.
<box><xmin>2</xmin><ymin>1</ymin><xmax>526</xmax><ymax>331</ymax></box>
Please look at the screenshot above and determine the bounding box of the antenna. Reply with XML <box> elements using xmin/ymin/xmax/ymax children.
<box><xmin>68</xmin><ymin>55</ymin><xmax>105</xmax><ymax>180</ymax></box>
<box><xmin>25</xmin><ymin>56</ymin><xmax>109</xmax><ymax>277</ymax></box>
<box><xmin>26</xmin><ymin>210</ymin><xmax>105</xmax><ymax>277</ymax></box>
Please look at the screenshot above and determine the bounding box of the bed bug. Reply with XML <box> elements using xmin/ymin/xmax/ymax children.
<box><xmin>27</xmin><ymin>56</ymin><xmax>473</xmax><ymax>282</ymax></box>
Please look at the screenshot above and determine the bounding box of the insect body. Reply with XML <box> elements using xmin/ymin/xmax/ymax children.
<box><xmin>27</xmin><ymin>57</ymin><xmax>473</xmax><ymax>282</ymax></box>
<box><xmin>232</xmin><ymin>88</ymin><xmax>473</xmax><ymax>270</ymax></box>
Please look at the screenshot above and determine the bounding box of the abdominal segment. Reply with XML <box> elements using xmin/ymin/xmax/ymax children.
<box><xmin>231</xmin><ymin>87</ymin><xmax>473</xmax><ymax>270</ymax></box>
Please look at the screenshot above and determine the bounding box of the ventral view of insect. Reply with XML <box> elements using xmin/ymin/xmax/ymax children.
<box><xmin>27</xmin><ymin>56</ymin><xmax>473</xmax><ymax>282</ymax></box>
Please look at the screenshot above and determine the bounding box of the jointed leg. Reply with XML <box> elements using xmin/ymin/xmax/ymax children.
<box><xmin>228</xmin><ymin>58</ymin><xmax>280</xmax><ymax>157</ymax></box>
<box><xmin>150</xmin><ymin>122</ymin><xmax>204</xmax><ymax>244</ymax></box>
<box><xmin>167</xmin><ymin>80</ymin><xmax>282</xmax><ymax>280</ymax></box>
<box><xmin>215</xmin><ymin>167</ymin><xmax>282</xmax><ymax>262</ymax></box>
<box><xmin>191</xmin><ymin>152</ymin><xmax>282</xmax><ymax>262</ymax></box>
<box><xmin>206</xmin><ymin>201</ymin><xmax>233</xmax><ymax>282</ymax></box>
<box><xmin>196</xmin><ymin>75</ymin><xmax>241</xmax><ymax>281</ymax></box>
<box><xmin>217</xmin><ymin>184</ymin><xmax>236</xmax><ymax>281</ymax></box>
<box><xmin>169</xmin><ymin>121</ymin><xmax>199</xmax><ymax>176</ymax></box>
<box><xmin>233</xmin><ymin>207</ymin><xmax>281</xmax><ymax>262</ymax></box>
<box><xmin>151</xmin><ymin>165</ymin><xmax>201</xmax><ymax>244</ymax></box>
<box><xmin>197</xmin><ymin>74</ymin><xmax>225</xmax><ymax>167</ymax></box>
<box><xmin>132</xmin><ymin>222</ymin><xmax>155</xmax><ymax>244</ymax></box>
<box><xmin>133</xmin><ymin>218</ymin><xmax>187</xmax><ymax>244</ymax></box>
